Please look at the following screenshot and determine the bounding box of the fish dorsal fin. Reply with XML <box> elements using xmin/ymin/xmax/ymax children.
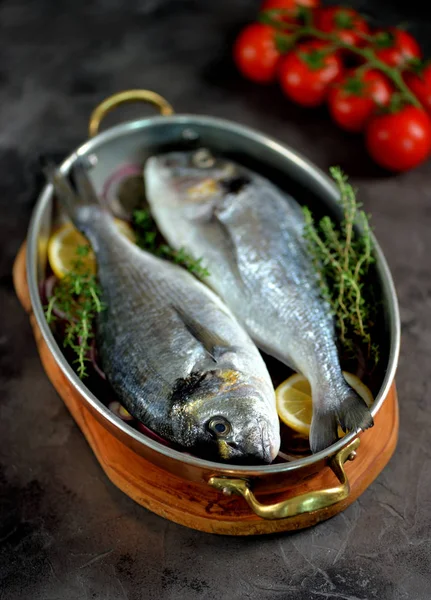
<box><xmin>173</xmin><ymin>305</ymin><xmax>232</xmax><ymax>363</ymax></box>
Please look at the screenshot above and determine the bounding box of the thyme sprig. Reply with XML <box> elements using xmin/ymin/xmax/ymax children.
<box><xmin>303</xmin><ymin>167</ymin><xmax>379</xmax><ymax>363</ymax></box>
<box><xmin>133</xmin><ymin>209</ymin><xmax>210</xmax><ymax>278</ymax></box>
<box><xmin>45</xmin><ymin>245</ymin><xmax>105</xmax><ymax>379</ymax></box>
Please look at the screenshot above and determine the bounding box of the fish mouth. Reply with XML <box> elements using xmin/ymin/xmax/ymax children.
<box><xmin>214</xmin><ymin>421</ymin><xmax>279</xmax><ymax>466</ymax></box>
<box><xmin>253</xmin><ymin>423</ymin><xmax>279</xmax><ymax>464</ymax></box>
<box><xmin>222</xmin><ymin>444</ymin><xmax>276</xmax><ymax>466</ymax></box>
<box><xmin>250</xmin><ymin>419</ymin><xmax>280</xmax><ymax>464</ymax></box>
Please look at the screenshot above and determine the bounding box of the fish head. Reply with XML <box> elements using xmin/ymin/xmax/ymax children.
<box><xmin>169</xmin><ymin>369</ymin><xmax>280</xmax><ymax>464</ymax></box>
<box><xmin>145</xmin><ymin>149</ymin><xmax>248</xmax><ymax>215</ymax></box>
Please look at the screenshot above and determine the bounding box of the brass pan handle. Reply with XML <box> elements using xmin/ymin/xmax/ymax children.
<box><xmin>88</xmin><ymin>89</ymin><xmax>175</xmax><ymax>138</ymax></box>
<box><xmin>208</xmin><ymin>438</ymin><xmax>360</xmax><ymax>520</ymax></box>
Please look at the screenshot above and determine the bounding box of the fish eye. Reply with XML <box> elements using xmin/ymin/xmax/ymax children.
<box><xmin>192</xmin><ymin>148</ymin><xmax>215</xmax><ymax>169</ymax></box>
<box><xmin>208</xmin><ymin>417</ymin><xmax>231</xmax><ymax>437</ymax></box>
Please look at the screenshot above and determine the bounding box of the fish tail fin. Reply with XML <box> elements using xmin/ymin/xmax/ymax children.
<box><xmin>309</xmin><ymin>408</ymin><xmax>339</xmax><ymax>454</ymax></box>
<box><xmin>309</xmin><ymin>383</ymin><xmax>374</xmax><ymax>454</ymax></box>
<box><xmin>45</xmin><ymin>161</ymin><xmax>105</xmax><ymax>235</ymax></box>
<box><xmin>336</xmin><ymin>385</ymin><xmax>374</xmax><ymax>435</ymax></box>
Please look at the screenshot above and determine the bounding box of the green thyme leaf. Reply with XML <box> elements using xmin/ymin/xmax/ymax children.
<box><xmin>132</xmin><ymin>209</ymin><xmax>210</xmax><ymax>279</ymax></box>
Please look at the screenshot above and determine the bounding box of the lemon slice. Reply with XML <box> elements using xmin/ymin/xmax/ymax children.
<box><xmin>275</xmin><ymin>372</ymin><xmax>373</xmax><ymax>438</ymax></box>
<box><xmin>48</xmin><ymin>219</ymin><xmax>136</xmax><ymax>279</ymax></box>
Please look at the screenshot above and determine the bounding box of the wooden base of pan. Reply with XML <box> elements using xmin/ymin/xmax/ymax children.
<box><xmin>14</xmin><ymin>243</ymin><xmax>399</xmax><ymax>535</ymax></box>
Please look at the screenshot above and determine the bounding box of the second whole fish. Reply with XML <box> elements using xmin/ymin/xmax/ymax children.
<box><xmin>144</xmin><ymin>148</ymin><xmax>374</xmax><ymax>453</ymax></box>
<box><xmin>50</xmin><ymin>163</ymin><xmax>280</xmax><ymax>464</ymax></box>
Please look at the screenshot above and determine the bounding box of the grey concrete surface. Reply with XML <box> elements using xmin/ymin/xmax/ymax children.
<box><xmin>1</xmin><ymin>1</ymin><xmax>430</xmax><ymax>599</ymax></box>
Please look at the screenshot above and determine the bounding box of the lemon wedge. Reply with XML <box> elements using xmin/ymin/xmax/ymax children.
<box><xmin>48</xmin><ymin>220</ymin><xmax>136</xmax><ymax>279</ymax></box>
<box><xmin>275</xmin><ymin>372</ymin><xmax>373</xmax><ymax>438</ymax></box>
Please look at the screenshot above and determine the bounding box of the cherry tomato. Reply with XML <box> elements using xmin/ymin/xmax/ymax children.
<box><xmin>261</xmin><ymin>0</ymin><xmax>319</xmax><ymax>26</ymax></box>
<box><xmin>261</xmin><ymin>0</ymin><xmax>319</xmax><ymax>8</ymax></box>
<box><xmin>405</xmin><ymin>64</ymin><xmax>431</xmax><ymax>115</ymax></box>
<box><xmin>373</xmin><ymin>28</ymin><xmax>421</xmax><ymax>68</ymax></box>
<box><xmin>328</xmin><ymin>70</ymin><xmax>392</xmax><ymax>133</ymax></box>
<box><xmin>315</xmin><ymin>7</ymin><xmax>370</xmax><ymax>47</ymax></box>
<box><xmin>279</xmin><ymin>41</ymin><xmax>343</xmax><ymax>107</ymax></box>
<box><xmin>233</xmin><ymin>24</ymin><xmax>281</xmax><ymax>84</ymax></box>
<box><xmin>366</xmin><ymin>106</ymin><xmax>431</xmax><ymax>172</ymax></box>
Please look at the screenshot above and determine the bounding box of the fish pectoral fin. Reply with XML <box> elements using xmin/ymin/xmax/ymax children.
<box><xmin>186</xmin><ymin>200</ymin><xmax>218</xmax><ymax>224</ymax></box>
<box><xmin>173</xmin><ymin>305</ymin><xmax>233</xmax><ymax>363</ymax></box>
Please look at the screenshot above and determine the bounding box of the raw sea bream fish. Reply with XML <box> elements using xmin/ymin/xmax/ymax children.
<box><xmin>49</xmin><ymin>162</ymin><xmax>281</xmax><ymax>464</ymax></box>
<box><xmin>144</xmin><ymin>149</ymin><xmax>374</xmax><ymax>453</ymax></box>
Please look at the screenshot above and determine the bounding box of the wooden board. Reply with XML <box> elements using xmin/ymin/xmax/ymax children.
<box><xmin>13</xmin><ymin>243</ymin><xmax>399</xmax><ymax>535</ymax></box>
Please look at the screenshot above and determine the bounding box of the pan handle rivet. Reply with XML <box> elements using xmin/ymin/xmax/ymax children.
<box><xmin>182</xmin><ymin>128</ymin><xmax>199</xmax><ymax>141</ymax></box>
<box><xmin>87</xmin><ymin>154</ymin><xmax>98</xmax><ymax>167</ymax></box>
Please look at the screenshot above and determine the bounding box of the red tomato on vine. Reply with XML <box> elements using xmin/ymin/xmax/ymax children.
<box><xmin>405</xmin><ymin>63</ymin><xmax>431</xmax><ymax>115</ymax></box>
<box><xmin>279</xmin><ymin>41</ymin><xmax>343</xmax><ymax>107</ymax></box>
<box><xmin>260</xmin><ymin>0</ymin><xmax>319</xmax><ymax>28</ymax></box>
<box><xmin>261</xmin><ymin>0</ymin><xmax>320</xmax><ymax>10</ymax></box>
<box><xmin>327</xmin><ymin>69</ymin><xmax>392</xmax><ymax>132</ymax></box>
<box><xmin>233</xmin><ymin>24</ymin><xmax>281</xmax><ymax>83</ymax></box>
<box><xmin>366</xmin><ymin>106</ymin><xmax>431</xmax><ymax>172</ymax></box>
<box><xmin>373</xmin><ymin>28</ymin><xmax>422</xmax><ymax>68</ymax></box>
<box><xmin>315</xmin><ymin>7</ymin><xmax>370</xmax><ymax>47</ymax></box>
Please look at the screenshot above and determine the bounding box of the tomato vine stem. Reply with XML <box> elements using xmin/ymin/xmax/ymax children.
<box><xmin>260</xmin><ymin>9</ymin><xmax>422</xmax><ymax>108</ymax></box>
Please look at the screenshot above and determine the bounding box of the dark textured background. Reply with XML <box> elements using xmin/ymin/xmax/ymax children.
<box><xmin>1</xmin><ymin>1</ymin><xmax>431</xmax><ymax>599</ymax></box>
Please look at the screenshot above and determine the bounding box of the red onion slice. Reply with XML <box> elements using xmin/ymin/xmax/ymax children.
<box><xmin>42</xmin><ymin>275</ymin><xmax>79</xmax><ymax>323</ymax></box>
<box><xmin>108</xmin><ymin>401</ymin><xmax>135</xmax><ymax>422</ymax></box>
<box><xmin>108</xmin><ymin>401</ymin><xmax>173</xmax><ymax>449</ymax></box>
<box><xmin>88</xmin><ymin>340</ymin><xmax>106</xmax><ymax>380</ymax></box>
<box><xmin>101</xmin><ymin>163</ymin><xmax>142</xmax><ymax>219</ymax></box>
<box><xmin>40</xmin><ymin>276</ymin><xmax>54</xmax><ymax>305</ymax></box>
<box><xmin>136</xmin><ymin>421</ymin><xmax>173</xmax><ymax>447</ymax></box>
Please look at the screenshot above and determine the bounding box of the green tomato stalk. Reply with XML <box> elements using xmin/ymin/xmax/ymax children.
<box><xmin>260</xmin><ymin>8</ymin><xmax>422</xmax><ymax>109</ymax></box>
